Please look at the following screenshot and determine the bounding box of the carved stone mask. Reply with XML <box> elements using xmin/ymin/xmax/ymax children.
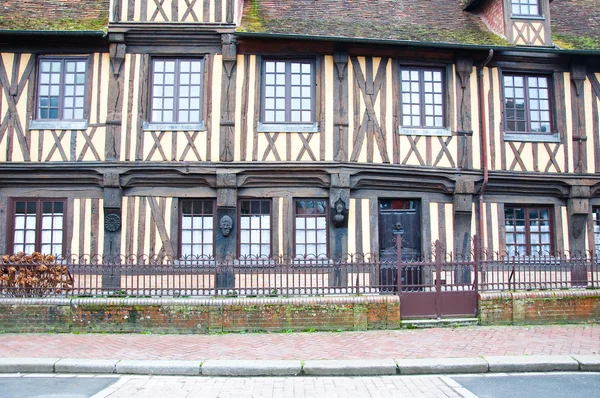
<box><xmin>219</xmin><ymin>215</ymin><xmax>233</xmax><ymax>237</ymax></box>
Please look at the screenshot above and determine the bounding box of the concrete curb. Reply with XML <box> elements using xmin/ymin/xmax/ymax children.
<box><xmin>116</xmin><ymin>360</ymin><xmax>201</xmax><ymax>376</ymax></box>
<box><xmin>0</xmin><ymin>357</ymin><xmax>60</xmax><ymax>373</ymax></box>
<box><xmin>303</xmin><ymin>359</ymin><xmax>397</xmax><ymax>376</ymax></box>
<box><xmin>55</xmin><ymin>359</ymin><xmax>119</xmax><ymax>374</ymax></box>
<box><xmin>202</xmin><ymin>360</ymin><xmax>301</xmax><ymax>376</ymax></box>
<box><xmin>396</xmin><ymin>358</ymin><xmax>489</xmax><ymax>375</ymax></box>
<box><xmin>0</xmin><ymin>355</ymin><xmax>598</xmax><ymax>376</ymax></box>
<box><xmin>485</xmin><ymin>355</ymin><xmax>580</xmax><ymax>373</ymax></box>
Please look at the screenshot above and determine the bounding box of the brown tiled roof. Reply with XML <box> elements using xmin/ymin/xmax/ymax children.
<box><xmin>239</xmin><ymin>0</ymin><xmax>510</xmax><ymax>46</ymax></box>
<box><xmin>551</xmin><ymin>0</ymin><xmax>600</xmax><ymax>50</ymax></box>
<box><xmin>0</xmin><ymin>0</ymin><xmax>109</xmax><ymax>31</ymax></box>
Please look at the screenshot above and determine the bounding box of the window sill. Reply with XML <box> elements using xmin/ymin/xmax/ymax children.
<box><xmin>29</xmin><ymin>120</ymin><xmax>88</xmax><ymax>131</ymax></box>
<box><xmin>510</xmin><ymin>15</ymin><xmax>545</xmax><ymax>21</ymax></box>
<box><xmin>143</xmin><ymin>122</ymin><xmax>206</xmax><ymax>132</ymax></box>
<box><xmin>398</xmin><ymin>127</ymin><xmax>451</xmax><ymax>137</ymax></box>
<box><xmin>503</xmin><ymin>132</ymin><xmax>560</xmax><ymax>143</ymax></box>
<box><xmin>257</xmin><ymin>122</ymin><xmax>319</xmax><ymax>133</ymax></box>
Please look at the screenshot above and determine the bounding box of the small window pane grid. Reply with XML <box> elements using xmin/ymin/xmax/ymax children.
<box><xmin>38</xmin><ymin>58</ymin><xmax>87</xmax><ymax>120</ymax></box>
<box><xmin>240</xmin><ymin>200</ymin><xmax>271</xmax><ymax>258</ymax></box>
<box><xmin>512</xmin><ymin>0</ymin><xmax>539</xmax><ymax>16</ymax></box>
<box><xmin>151</xmin><ymin>59</ymin><xmax>203</xmax><ymax>123</ymax></box>
<box><xmin>505</xmin><ymin>206</ymin><xmax>552</xmax><ymax>256</ymax></box>
<box><xmin>400</xmin><ymin>68</ymin><xmax>444</xmax><ymax>128</ymax></box>
<box><xmin>594</xmin><ymin>208</ymin><xmax>600</xmax><ymax>257</ymax></box>
<box><xmin>295</xmin><ymin>199</ymin><xmax>328</xmax><ymax>259</ymax></box>
<box><xmin>11</xmin><ymin>199</ymin><xmax>65</xmax><ymax>256</ymax></box>
<box><xmin>180</xmin><ymin>200</ymin><xmax>214</xmax><ymax>258</ymax></box>
<box><xmin>263</xmin><ymin>60</ymin><xmax>313</xmax><ymax>124</ymax></box>
<box><xmin>504</xmin><ymin>74</ymin><xmax>551</xmax><ymax>134</ymax></box>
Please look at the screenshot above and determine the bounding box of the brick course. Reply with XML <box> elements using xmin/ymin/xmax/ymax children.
<box><xmin>0</xmin><ymin>296</ymin><xmax>400</xmax><ymax>334</ymax></box>
<box><xmin>479</xmin><ymin>290</ymin><xmax>600</xmax><ymax>325</ymax></box>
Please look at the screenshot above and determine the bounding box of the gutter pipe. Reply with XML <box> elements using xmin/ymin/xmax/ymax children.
<box><xmin>478</xmin><ymin>49</ymin><xmax>494</xmax><ymax>259</ymax></box>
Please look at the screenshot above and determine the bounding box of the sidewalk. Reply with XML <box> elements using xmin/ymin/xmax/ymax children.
<box><xmin>0</xmin><ymin>325</ymin><xmax>599</xmax><ymax>376</ymax></box>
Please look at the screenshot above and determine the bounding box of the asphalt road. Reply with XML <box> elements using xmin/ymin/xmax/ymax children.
<box><xmin>451</xmin><ymin>372</ymin><xmax>600</xmax><ymax>398</ymax></box>
<box><xmin>1</xmin><ymin>372</ymin><xmax>599</xmax><ymax>397</ymax></box>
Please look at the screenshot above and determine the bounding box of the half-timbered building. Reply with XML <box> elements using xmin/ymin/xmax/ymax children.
<box><xmin>1</xmin><ymin>0</ymin><xmax>600</xmax><ymax>283</ymax></box>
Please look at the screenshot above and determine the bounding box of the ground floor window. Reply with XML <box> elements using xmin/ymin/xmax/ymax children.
<box><xmin>295</xmin><ymin>199</ymin><xmax>327</xmax><ymax>258</ymax></box>
<box><xmin>179</xmin><ymin>199</ymin><xmax>214</xmax><ymax>258</ymax></box>
<box><xmin>504</xmin><ymin>206</ymin><xmax>552</xmax><ymax>256</ymax></box>
<box><xmin>239</xmin><ymin>199</ymin><xmax>271</xmax><ymax>258</ymax></box>
<box><xmin>593</xmin><ymin>207</ymin><xmax>600</xmax><ymax>256</ymax></box>
<box><xmin>8</xmin><ymin>198</ymin><xmax>66</xmax><ymax>256</ymax></box>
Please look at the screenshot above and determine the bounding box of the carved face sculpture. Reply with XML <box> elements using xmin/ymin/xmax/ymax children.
<box><xmin>219</xmin><ymin>215</ymin><xmax>233</xmax><ymax>237</ymax></box>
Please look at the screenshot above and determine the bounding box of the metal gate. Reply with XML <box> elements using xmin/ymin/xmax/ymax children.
<box><xmin>396</xmin><ymin>238</ymin><xmax>479</xmax><ymax>319</ymax></box>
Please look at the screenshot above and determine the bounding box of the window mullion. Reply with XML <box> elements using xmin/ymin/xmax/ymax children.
<box><xmin>35</xmin><ymin>200</ymin><xmax>42</xmax><ymax>254</ymax></box>
<box><xmin>174</xmin><ymin>59</ymin><xmax>181</xmax><ymax>122</ymax></box>
<box><xmin>420</xmin><ymin>70</ymin><xmax>426</xmax><ymax>127</ymax></box>
<box><xmin>524</xmin><ymin>78</ymin><xmax>531</xmax><ymax>132</ymax></box>
<box><xmin>59</xmin><ymin>59</ymin><xmax>66</xmax><ymax>121</ymax></box>
<box><xmin>525</xmin><ymin>210</ymin><xmax>531</xmax><ymax>255</ymax></box>
<box><xmin>286</xmin><ymin>62</ymin><xmax>291</xmax><ymax>123</ymax></box>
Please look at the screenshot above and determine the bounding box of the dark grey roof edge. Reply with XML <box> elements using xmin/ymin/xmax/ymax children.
<box><xmin>236</xmin><ymin>31</ymin><xmax>600</xmax><ymax>56</ymax></box>
<box><xmin>0</xmin><ymin>30</ymin><xmax>107</xmax><ymax>37</ymax></box>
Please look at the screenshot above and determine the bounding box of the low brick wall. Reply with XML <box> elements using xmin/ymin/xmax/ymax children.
<box><xmin>0</xmin><ymin>296</ymin><xmax>400</xmax><ymax>334</ymax></box>
<box><xmin>479</xmin><ymin>290</ymin><xmax>600</xmax><ymax>325</ymax></box>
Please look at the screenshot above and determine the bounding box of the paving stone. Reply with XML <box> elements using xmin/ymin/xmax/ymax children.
<box><xmin>0</xmin><ymin>357</ymin><xmax>59</xmax><ymax>373</ymax></box>
<box><xmin>485</xmin><ymin>355</ymin><xmax>580</xmax><ymax>372</ymax></box>
<box><xmin>115</xmin><ymin>360</ymin><xmax>201</xmax><ymax>375</ymax></box>
<box><xmin>0</xmin><ymin>325</ymin><xmax>599</xmax><ymax>362</ymax></box>
<box><xmin>302</xmin><ymin>359</ymin><xmax>397</xmax><ymax>376</ymax></box>
<box><xmin>571</xmin><ymin>355</ymin><xmax>600</xmax><ymax>371</ymax></box>
<box><xmin>55</xmin><ymin>358</ymin><xmax>118</xmax><ymax>374</ymax></box>
<box><xmin>201</xmin><ymin>360</ymin><xmax>301</xmax><ymax>376</ymax></box>
<box><xmin>396</xmin><ymin>357</ymin><xmax>489</xmax><ymax>374</ymax></box>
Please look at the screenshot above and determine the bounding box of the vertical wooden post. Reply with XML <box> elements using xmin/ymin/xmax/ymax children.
<box><xmin>220</xmin><ymin>34</ymin><xmax>237</xmax><ymax>162</ymax></box>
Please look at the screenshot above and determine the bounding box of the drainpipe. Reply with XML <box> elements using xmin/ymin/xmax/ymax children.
<box><xmin>478</xmin><ymin>49</ymin><xmax>494</xmax><ymax>261</ymax></box>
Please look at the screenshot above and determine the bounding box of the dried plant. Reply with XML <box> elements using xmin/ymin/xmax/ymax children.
<box><xmin>0</xmin><ymin>252</ymin><xmax>73</xmax><ymax>297</ymax></box>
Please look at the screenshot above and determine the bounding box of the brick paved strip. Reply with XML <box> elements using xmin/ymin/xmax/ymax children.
<box><xmin>0</xmin><ymin>325</ymin><xmax>599</xmax><ymax>361</ymax></box>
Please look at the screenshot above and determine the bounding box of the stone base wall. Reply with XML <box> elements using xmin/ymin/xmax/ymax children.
<box><xmin>0</xmin><ymin>296</ymin><xmax>400</xmax><ymax>334</ymax></box>
<box><xmin>479</xmin><ymin>290</ymin><xmax>600</xmax><ymax>325</ymax></box>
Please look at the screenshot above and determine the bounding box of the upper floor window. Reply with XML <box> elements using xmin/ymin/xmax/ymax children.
<box><xmin>262</xmin><ymin>59</ymin><xmax>314</xmax><ymax>125</ymax></box>
<box><xmin>180</xmin><ymin>199</ymin><xmax>214</xmax><ymax>258</ymax></box>
<box><xmin>399</xmin><ymin>68</ymin><xmax>445</xmax><ymax>129</ymax></box>
<box><xmin>295</xmin><ymin>199</ymin><xmax>328</xmax><ymax>259</ymax></box>
<box><xmin>239</xmin><ymin>199</ymin><xmax>271</xmax><ymax>258</ymax></box>
<box><xmin>37</xmin><ymin>58</ymin><xmax>87</xmax><ymax>121</ymax></box>
<box><xmin>511</xmin><ymin>0</ymin><xmax>540</xmax><ymax>16</ymax></box>
<box><xmin>505</xmin><ymin>206</ymin><xmax>552</xmax><ymax>256</ymax></box>
<box><xmin>8</xmin><ymin>198</ymin><xmax>66</xmax><ymax>256</ymax></box>
<box><xmin>150</xmin><ymin>58</ymin><xmax>204</xmax><ymax>124</ymax></box>
<box><xmin>503</xmin><ymin>74</ymin><xmax>552</xmax><ymax>134</ymax></box>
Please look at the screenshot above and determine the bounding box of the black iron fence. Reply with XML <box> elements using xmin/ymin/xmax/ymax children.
<box><xmin>1</xmin><ymin>240</ymin><xmax>599</xmax><ymax>298</ymax></box>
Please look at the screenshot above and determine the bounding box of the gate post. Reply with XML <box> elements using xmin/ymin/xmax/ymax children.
<box><xmin>396</xmin><ymin>236</ymin><xmax>402</xmax><ymax>293</ymax></box>
<box><xmin>435</xmin><ymin>240</ymin><xmax>442</xmax><ymax>319</ymax></box>
<box><xmin>474</xmin><ymin>235</ymin><xmax>479</xmax><ymax>294</ymax></box>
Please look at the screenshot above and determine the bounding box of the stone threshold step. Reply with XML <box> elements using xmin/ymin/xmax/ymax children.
<box><xmin>401</xmin><ymin>318</ymin><xmax>479</xmax><ymax>328</ymax></box>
